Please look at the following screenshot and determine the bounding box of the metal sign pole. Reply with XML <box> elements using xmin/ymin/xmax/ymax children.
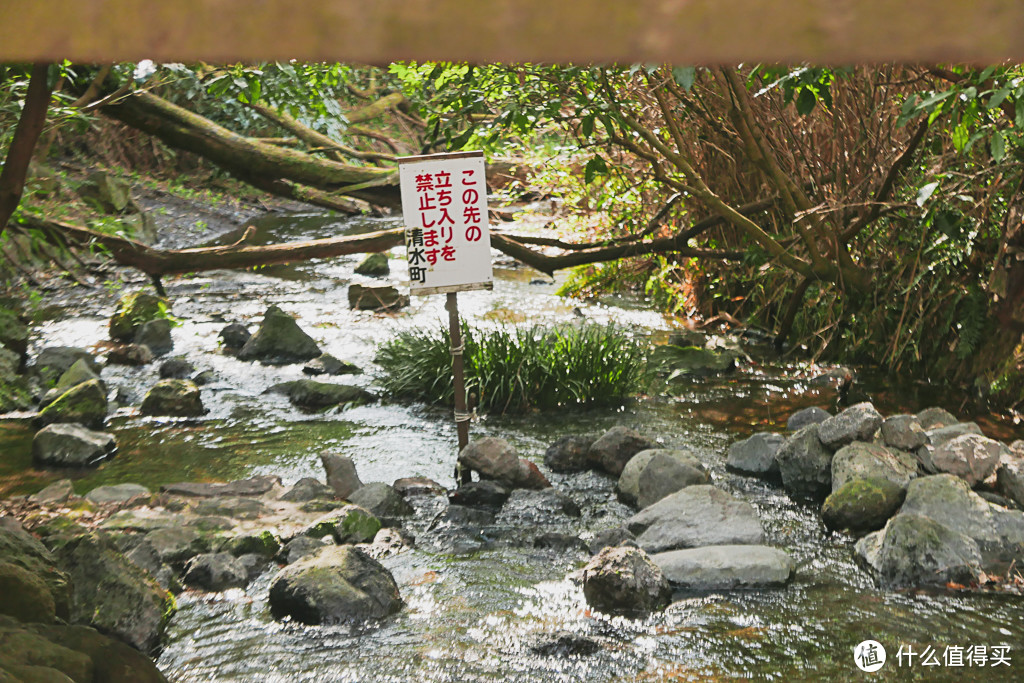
<box><xmin>446</xmin><ymin>292</ymin><xmax>472</xmax><ymax>484</ymax></box>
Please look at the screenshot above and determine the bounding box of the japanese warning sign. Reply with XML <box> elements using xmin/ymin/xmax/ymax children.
<box><xmin>398</xmin><ymin>151</ymin><xmax>493</xmax><ymax>295</ymax></box>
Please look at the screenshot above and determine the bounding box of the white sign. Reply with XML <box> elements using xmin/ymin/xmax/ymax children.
<box><xmin>398</xmin><ymin>151</ymin><xmax>493</xmax><ymax>295</ymax></box>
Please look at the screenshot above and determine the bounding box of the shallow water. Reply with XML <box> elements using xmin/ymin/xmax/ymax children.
<box><xmin>3</xmin><ymin>210</ymin><xmax>1023</xmax><ymax>681</ymax></box>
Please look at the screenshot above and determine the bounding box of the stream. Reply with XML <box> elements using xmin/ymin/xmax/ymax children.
<box><xmin>2</xmin><ymin>209</ymin><xmax>1023</xmax><ymax>681</ymax></box>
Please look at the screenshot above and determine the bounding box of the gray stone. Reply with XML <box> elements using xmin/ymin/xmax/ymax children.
<box><xmin>881</xmin><ymin>414</ymin><xmax>927</xmax><ymax>451</ymax></box>
<box><xmin>627</xmin><ymin>485</ymin><xmax>764</xmax><ymax>553</ymax></box>
<box><xmin>29</xmin><ymin>479</ymin><xmax>76</xmax><ymax>505</ymax></box>
<box><xmin>929</xmin><ymin>433</ymin><xmax>1005</xmax><ymax>487</ymax></box>
<box><xmin>0</xmin><ymin>528</ymin><xmax>71</xmax><ymax>621</ymax></box>
<box><xmin>726</xmin><ymin>432</ymin><xmax>785</xmax><ymax>477</ymax></box>
<box><xmin>279</xmin><ymin>535</ymin><xmax>331</xmax><ymax>564</ymax></box>
<box><xmin>996</xmin><ymin>447</ymin><xmax>1024</xmax><ymax>509</ymax></box>
<box><xmin>817</xmin><ymin>402</ymin><xmax>883</xmax><ymax>450</ymax></box>
<box><xmin>856</xmin><ymin>514</ymin><xmax>983</xmax><ymax>588</ymax></box>
<box><xmin>636</xmin><ymin>452</ymin><xmax>709</xmax><ymax>509</ymax></box>
<box><xmin>830</xmin><ymin>441</ymin><xmax>918</xmax><ymax>492</ymax></box>
<box><xmin>354</xmin><ymin>252</ymin><xmax>390</xmax><ymax>277</ymax></box>
<box><xmin>33</xmin><ymin>347</ymin><xmax>98</xmax><ymax>388</ymax></box>
<box><xmin>144</xmin><ymin>527</ymin><xmax>207</xmax><ymax>566</ymax></box>
<box><xmin>134</xmin><ymin>319</ymin><xmax>173</xmax><ymax>356</ymax></box>
<box><xmin>193</xmin><ymin>497</ymin><xmax>269</xmax><ymax>520</ymax></box>
<box><xmin>587</xmin><ymin>426</ymin><xmax>657</xmax><ymax>477</ymax></box>
<box><xmin>495</xmin><ymin>488</ymin><xmax>581</xmax><ymax>528</ymax></box>
<box><xmin>348</xmin><ymin>483</ymin><xmax>414</xmax><ymax>523</ymax></box>
<box><xmin>652</xmin><ymin>545</ymin><xmax>795</xmax><ymax>590</ymax></box>
<box><xmin>787</xmin><ymin>406</ymin><xmax>831</xmax><ymax>432</ymax></box>
<box><xmin>85</xmin><ymin>483</ymin><xmax>150</xmax><ymax>505</ymax></box>
<box><xmin>268</xmin><ymin>545</ymin><xmax>404</xmax><ymax>624</ymax></box>
<box><xmin>302</xmin><ymin>354</ymin><xmax>361</xmax><ymax>376</ymax></box>
<box><xmin>182</xmin><ymin>553</ymin><xmax>249</xmax><ymax>591</ymax></box>
<box><xmin>448</xmin><ymin>481</ymin><xmax>509</xmax><ymax>508</ymax></box>
<box><xmin>107</xmin><ymin>343</ymin><xmax>154</xmax><ymax>366</ymax></box>
<box><xmin>393</xmin><ymin>477</ymin><xmax>446</xmax><ymax>498</ymax></box>
<box><xmin>32</xmin><ymin>424</ymin><xmax>117</xmax><ymax>468</ymax></box>
<box><xmin>140</xmin><ymin>379</ymin><xmax>204</xmax><ymax>417</ymax></box>
<box><xmin>320</xmin><ymin>453</ymin><xmax>363</xmax><ymax>500</ymax></box>
<box><xmin>0</xmin><ymin>560</ymin><xmax>57</xmax><ymax>624</ymax></box>
<box><xmin>918</xmin><ymin>423</ymin><xmax>985</xmax><ymax>473</ymax></box>
<box><xmin>588</xmin><ymin>527</ymin><xmax>636</xmax><ymax>554</ymax></box>
<box><xmin>158</xmin><ymin>358</ymin><xmax>194</xmax><ymax>379</ymax></box>
<box><xmin>544</xmin><ymin>435</ymin><xmax>596</xmax><ymax>473</ymax></box>
<box><xmin>458</xmin><ymin>437</ymin><xmax>550</xmax><ymax>489</ymax></box>
<box><xmin>40</xmin><ymin>358</ymin><xmax>103</xmax><ymax>408</ymax></box>
<box><xmin>581</xmin><ymin>546</ymin><xmax>672</xmax><ymax>614</ymax></box>
<box><xmin>347</xmin><ymin>284</ymin><xmax>409</xmax><ymax>312</ymax></box>
<box><xmin>534</xmin><ymin>533</ymin><xmax>589</xmax><ymax>553</ymax></box>
<box><xmin>279</xmin><ymin>379</ymin><xmax>374</xmax><ymax>410</ymax></box>
<box><xmin>916</xmin><ymin>406</ymin><xmax>960</xmax><ymax>429</ymax></box>
<box><xmin>280</xmin><ymin>478</ymin><xmax>335</xmax><ymax>502</ymax></box>
<box><xmin>76</xmin><ymin>170</ymin><xmax>132</xmax><ymax>213</ymax></box>
<box><xmin>37</xmin><ymin>379</ymin><xmax>108</xmax><ymax>430</ymax></box>
<box><xmin>775</xmin><ymin>424</ymin><xmax>833</xmax><ymax>501</ymax></box>
<box><xmin>218</xmin><ymin>323</ymin><xmax>251</xmax><ymax>351</ymax></box>
<box><xmin>238</xmin><ymin>306</ymin><xmax>321</xmax><ymax>365</ymax></box>
<box><xmin>160</xmin><ymin>475</ymin><xmax>281</xmax><ymax>498</ymax></box>
<box><xmin>822</xmin><ymin>478</ymin><xmax>906</xmax><ymax>534</ymax></box>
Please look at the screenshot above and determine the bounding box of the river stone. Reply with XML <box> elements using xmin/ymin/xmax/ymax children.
<box><xmin>40</xmin><ymin>358</ymin><xmax>103</xmax><ymax>408</ymax></box>
<box><xmin>280</xmin><ymin>477</ymin><xmax>335</xmax><ymax>502</ymax></box>
<box><xmin>0</xmin><ymin>529</ymin><xmax>71</xmax><ymax>621</ymax></box>
<box><xmin>636</xmin><ymin>452</ymin><xmax>709</xmax><ymax>509</ymax></box>
<box><xmin>347</xmin><ymin>284</ymin><xmax>409</xmax><ymax>312</ymax></box>
<box><xmin>880</xmin><ymin>414</ymin><xmax>927</xmax><ymax>451</ymax></box>
<box><xmin>238</xmin><ymin>305</ymin><xmax>321</xmax><ymax>364</ymax></box>
<box><xmin>821</xmin><ymin>478</ymin><xmax>906</xmax><ymax>534</ymax></box>
<box><xmin>0</xmin><ymin>627</ymin><xmax>95</xmax><ymax>682</ymax></box>
<box><xmin>775</xmin><ymin>423</ymin><xmax>833</xmax><ymax>502</ymax></box>
<box><xmin>31</xmin><ymin>423</ymin><xmax>117</xmax><ymax>469</ymax></box>
<box><xmin>134</xmin><ymin>319</ymin><xmax>173</xmax><ymax>356</ymax></box>
<box><xmin>158</xmin><ymin>358</ymin><xmax>194</xmax><ymax>379</ymax></box>
<box><xmin>996</xmin><ymin>446</ymin><xmax>1024</xmax><ymax>509</ymax></box>
<box><xmin>354</xmin><ymin>252</ymin><xmax>390</xmax><ymax>276</ymax></box>
<box><xmin>109</xmin><ymin>291</ymin><xmax>169</xmax><ymax>342</ymax></box>
<box><xmin>302</xmin><ymin>353</ymin><xmax>361</xmax><ymax>376</ymax></box>
<box><xmin>448</xmin><ymin>481</ymin><xmax>510</xmax><ymax>508</ymax></box>
<box><xmin>458</xmin><ymin>437</ymin><xmax>550</xmax><ymax>490</ymax></box>
<box><xmin>140</xmin><ymin>379</ymin><xmax>204</xmax><ymax>417</ymax></box>
<box><xmin>85</xmin><ymin>483</ymin><xmax>150</xmax><ymax>506</ymax></box>
<box><xmin>282</xmin><ymin>379</ymin><xmax>374</xmax><ymax>410</ymax></box>
<box><xmin>652</xmin><ymin>545</ymin><xmax>795</xmax><ymax>590</ymax></box>
<box><xmin>182</xmin><ymin>553</ymin><xmax>249</xmax><ymax>591</ymax></box>
<box><xmin>268</xmin><ymin>545</ymin><xmax>403</xmax><ymax>624</ymax></box>
<box><xmin>588</xmin><ymin>426</ymin><xmax>657</xmax><ymax>477</ymax></box>
<box><xmin>856</xmin><ymin>514</ymin><xmax>983</xmax><ymax>588</ymax></box>
<box><xmin>100</xmin><ymin>508</ymin><xmax>178</xmax><ymax>533</ymax></box>
<box><xmin>916</xmin><ymin>406</ymin><xmax>960</xmax><ymax>429</ymax></box>
<box><xmin>588</xmin><ymin>526</ymin><xmax>637</xmax><ymax>554</ymax></box>
<box><xmin>626</xmin><ymin>485</ymin><xmax>764</xmax><ymax>553</ymax></box>
<box><xmin>527</xmin><ymin>631</ymin><xmax>601</xmax><ymax>657</ymax></box>
<box><xmin>830</xmin><ymin>441</ymin><xmax>918</xmax><ymax>492</ymax></box>
<box><xmin>726</xmin><ymin>433</ymin><xmax>785</xmax><ymax>477</ymax></box>
<box><xmin>0</xmin><ymin>561</ymin><xmax>56</xmax><ymax>623</ymax></box>
<box><xmin>194</xmin><ymin>496</ymin><xmax>270</xmax><ymax>520</ymax></box>
<box><xmin>495</xmin><ymin>488</ymin><xmax>581</xmax><ymax>528</ymax></box>
<box><xmin>29</xmin><ymin>479</ymin><xmax>76</xmax><ymax>505</ymax></box>
<box><xmin>33</xmin><ymin>347</ymin><xmax>99</xmax><ymax>388</ymax></box>
<box><xmin>928</xmin><ymin>433</ymin><xmax>1005</xmax><ymax>487</ymax></box>
<box><xmin>580</xmin><ymin>546</ymin><xmax>672</xmax><ymax>615</ymax></box>
<box><xmin>817</xmin><ymin>402</ymin><xmax>883</xmax><ymax>450</ymax></box>
<box><xmin>787</xmin><ymin>406</ymin><xmax>831</xmax><ymax>432</ymax></box>
<box><xmin>218</xmin><ymin>323</ymin><xmax>251</xmax><ymax>351</ymax></box>
<box><xmin>544</xmin><ymin>434</ymin><xmax>596</xmax><ymax>473</ymax></box>
<box><xmin>303</xmin><ymin>505</ymin><xmax>381</xmax><ymax>545</ymax></box>
<box><xmin>107</xmin><ymin>343</ymin><xmax>154</xmax><ymax>366</ymax></box>
<box><xmin>916</xmin><ymin>422</ymin><xmax>985</xmax><ymax>473</ymax></box>
<box><xmin>393</xmin><ymin>477</ymin><xmax>446</xmax><ymax>498</ymax></box>
<box><xmin>219</xmin><ymin>531</ymin><xmax>282</xmax><ymax>559</ymax></box>
<box><xmin>38</xmin><ymin>378</ymin><xmax>109</xmax><ymax>430</ymax></box>
<box><xmin>0</xmin><ymin>347</ymin><xmax>30</xmax><ymax>413</ymax></box>
<box><xmin>320</xmin><ymin>453</ymin><xmax>363</xmax><ymax>500</ymax></box>
<box><xmin>53</xmin><ymin>532</ymin><xmax>174</xmax><ymax>655</ymax></box>
<box><xmin>144</xmin><ymin>527</ymin><xmax>207</xmax><ymax>566</ymax></box>
<box><xmin>26</xmin><ymin>623</ymin><xmax>171</xmax><ymax>683</ymax></box>
<box><xmin>347</xmin><ymin>483</ymin><xmax>413</xmax><ymax>523</ymax></box>
<box><xmin>159</xmin><ymin>475</ymin><xmax>281</xmax><ymax>498</ymax></box>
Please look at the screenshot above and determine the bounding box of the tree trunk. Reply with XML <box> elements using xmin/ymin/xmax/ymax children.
<box><xmin>0</xmin><ymin>63</ymin><xmax>53</xmax><ymax>238</ymax></box>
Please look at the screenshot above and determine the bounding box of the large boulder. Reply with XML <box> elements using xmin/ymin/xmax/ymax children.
<box><xmin>830</xmin><ymin>441</ymin><xmax>918</xmax><ymax>492</ymax></box>
<box><xmin>109</xmin><ymin>291</ymin><xmax>169</xmax><ymax>342</ymax></box>
<box><xmin>140</xmin><ymin>379</ymin><xmax>205</xmax><ymax>417</ymax></box>
<box><xmin>40</xmin><ymin>358</ymin><xmax>103</xmax><ymax>408</ymax></box>
<box><xmin>268</xmin><ymin>546</ymin><xmax>403</xmax><ymax>624</ymax></box>
<box><xmin>32</xmin><ymin>347</ymin><xmax>98</xmax><ymax>389</ymax></box>
<box><xmin>85</xmin><ymin>483</ymin><xmax>150</xmax><ymax>506</ymax></box>
<box><xmin>18</xmin><ymin>622</ymin><xmax>170</xmax><ymax>683</ymax></box>
<box><xmin>0</xmin><ymin>624</ymin><xmax>95</xmax><ymax>682</ymax></box>
<box><xmin>652</xmin><ymin>545</ymin><xmax>795</xmax><ymax>590</ymax></box>
<box><xmin>543</xmin><ymin>435</ymin><xmax>596</xmax><ymax>473</ymax></box>
<box><xmin>775</xmin><ymin>423</ymin><xmax>833</xmax><ymax>501</ymax></box>
<box><xmin>347</xmin><ymin>483</ymin><xmax>413</xmax><ymax>524</ymax></box>
<box><xmin>821</xmin><ymin>477</ymin><xmax>906</xmax><ymax>534</ymax></box>
<box><xmin>587</xmin><ymin>426</ymin><xmax>657</xmax><ymax>477</ymax></box>
<box><xmin>786</xmin><ymin>406</ymin><xmax>831</xmax><ymax>432</ymax></box>
<box><xmin>0</xmin><ymin>529</ymin><xmax>72</xmax><ymax>620</ymax></box>
<box><xmin>880</xmin><ymin>414</ymin><xmax>927</xmax><ymax>451</ymax></box>
<box><xmin>0</xmin><ymin>561</ymin><xmax>56</xmax><ymax>623</ymax></box>
<box><xmin>580</xmin><ymin>546</ymin><xmax>672</xmax><ymax>615</ymax></box>
<box><xmin>458</xmin><ymin>437</ymin><xmax>550</xmax><ymax>490</ymax></box>
<box><xmin>107</xmin><ymin>343</ymin><xmax>154</xmax><ymax>366</ymax></box>
<box><xmin>726</xmin><ymin>432</ymin><xmax>785</xmax><ymax>478</ymax></box>
<box><xmin>347</xmin><ymin>284</ymin><xmax>409</xmax><ymax>312</ymax></box>
<box><xmin>617</xmin><ymin>449</ymin><xmax>708</xmax><ymax>508</ymax></box>
<box><xmin>32</xmin><ymin>423</ymin><xmax>117</xmax><ymax>468</ymax></box>
<box><xmin>238</xmin><ymin>305</ymin><xmax>321</xmax><ymax>364</ymax></box>
<box><xmin>320</xmin><ymin>453</ymin><xmax>363</xmax><ymax>500</ymax></box>
<box><xmin>52</xmin><ymin>532</ymin><xmax>174</xmax><ymax>655</ymax></box>
<box><xmin>856</xmin><ymin>514</ymin><xmax>983</xmax><ymax>588</ymax></box>
<box><xmin>996</xmin><ymin>443</ymin><xmax>1024</xmax><ymax>509</ymax></box>
<box><xmin>182</xmin><ymin>553</ymin><xmax>249</xmax><ymax>591</ymax></box>
<box><xmin>626</xmin><ymin>485</ymin><xmax>764</xmax><ymax>554</ymax></box>
<box><xmin>816</xmin><ymin>402</ymin><xmax>883</xmax><ymax>450</ymax></box>
<box><xmin>915</xmin><ymin>422</ymin><xmax>985</xmax><ymax>473</ymax></box>
<box><xmin>37</xmin><ymin>378</ymin><xmax>108</xmax><ymax>430</ymax></box>
<box><xmin>279</xmin><ymin>477</ymin><xmax>336</xmax><ymax>502</ymax></box>
<box><xmin>928</xmin><ymin>433</ymin><xmax>1005</xmax><ymax>487</ymax></box>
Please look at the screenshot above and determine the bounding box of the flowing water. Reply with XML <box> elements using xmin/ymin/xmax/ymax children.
<box><xmin>2</xmin><ymin>211</ymin><xmax>1023</xmax><ymax>681</ymax></box>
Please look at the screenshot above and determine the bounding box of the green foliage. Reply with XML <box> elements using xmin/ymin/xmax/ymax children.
<box><xmin>375</xmin><ymin>323</ymin><xmax>648</xmax><ymax>414</ymax></box>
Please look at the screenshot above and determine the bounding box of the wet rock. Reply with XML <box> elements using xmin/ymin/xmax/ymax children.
<box><xmin>533</xmin><ymin>532</ymin><xmax>589</xmax><ymax>553</ymax></box>
<box><xmin>496</xmin><ymin>488</ymin><xmax>581</xmax><ymax>527</ymax></box>
<box><xmin>26</xmin><ymin>622</ymin><xmax>171</xmax><ymax>683</ymax></box>
<box><xmin>627</xmin><ymin>485</ymin><xmax>764</xmax><ymax>554</ymax></box>
<box><xmin>830</xmin><ymin>441</ymin><xmax>918</xmax><ymax>492</ymax></box>
<box><xmin>916</xmin><ymin>423</ymin><xmax>985</xmax><ymax>475</ymax></box>
<box><xmin>393</xmin><ymin>477</ymin><xmax>446</xmax><ymax>498</ymax></box>
<box><xmin>29</xmin><ymin>479</ymin><xmax>76</xmax><ymax>505</ymax></box>
<box><xmin>194</xmin><ymin>497</ymin><xmax>269</xmax><ymax>520</ymax></box>
<box><xmin>182</xmin><ymin>553</ymin><xmax>249</xmax><ymax>591</ymax></box>
<box><xmin>160</xmin><ymin>475</ymin><xmax>281</xmax><ymax>498</ymax></box>
<box><xmin>916</xmin><ymin>406</ymin><xmax>959</xmax><ymax>429</ymax></box>
<box><xmin>726</xmin><ymin>432</ymin><xmax>785</xmax><ymax>478</ymax></box>
<box><xmin>268</xmin><ymin>546</ymin><xmax>404</xmax><ymax>624</ymax></box>
<box><xmin>116</xmin><ymin>210</ymin><xmax>159</xmax><ymax>244</ymax></box>
<box><xmin>347</xmin><ymin>284</ymin><xmax>409</xmax><ymax>312</ymax></box>
<box><xmin>656</xmin><ymin>344</ymin><xmax>737</xmax><ymax>377</ymax></box>
<box><xmin>38</xmin><ymin>378</ymin><xmax>108</xmax><ymax>430</ymax></box>
<box><xmin>32</xmin><ymin>423</ymin><xmax>117</xmax><ymax>468</ymax></box>
<box><xmin>929</xmin><ymin>434</ymin><xmax>1005</xmax><ymax>487</ymax></box>
<box><xmin>880</xmin><ymin>414</ymin><xmax>927</xmax><ymax>451</ymax></box>
<box><xmin>320</xmin><ymin>453</ymin><xmax>363</xmax><ymax>500</ymax></box>
<box><xmin>0</xmin><ymin>560</ymin><xmax>56</xmax><ymax>623</ymax></box>
<box><xmin>634</xmin><ymin>451</ymin><xmax>709</xmax><ymax>509</ymax></box>
<box><xmin>822</xmin><ymin>478</ymin><xmax>906</xmax><ymax>534</ymax></box>
<box><xmin>527</xmin><ymin>631</ymin><xmax>601</xmax><ymax>657</ymax></box>
<box><xmin>40</xmin><ymin>358</ymin><xmax>103</xmax><ymax>408</ymax></box>
<box><xmin>144</xmin><ymin>527</ymin><xmax>207</xmax><ymax>566</ymax></box>
<box><xmin>588</xmin><ymin>527</ymin><xmax>637</xmax><ymax>554</ymax></box>
<box><xmin>448</xmin><ymin>481</ymin><xmax>510</xmax><ymax>509</ymax></box>
<box><xmin>302</xmin><ymin>353</ymin><xmax>361</xmax><ymax>376</ymax></box>
<box><xmin>219</xmin><ymin>530</ymin><xmax>282</xmax><ymax>559</ymax></box>
<box><xmin>348</xmin><ymin>483</ymin><xmax>413</xmax><ymax>524</ymax></box>
<box><xmin>279</xmin><ymin>536</ymin><xmax>330</xmax><ymax>564</ymax></box>
<box><xmin>618</xmin><ymin>448</ymin><xmax>704</xmax><ymax>506</ymax></box>
<box><xmin>652</xmin><ymin>545</ymin><xmax>795</xmax><ymax>590</ymax></box>
<box><xmin>303</xmin><ymin>505</ymin><xmax>382</xmax><ymax>545</ymax></box>
<box><xmin>109</xmin><ymin>290</ymin><xmax>169</xmax><ymax>342</ymax></box>
<box><xmin>276</xmin><ymin>379</ymin><xmax>374</xmax><ymax>410</ymax></box>
<box><xmin>458</xmin><ymin>437</ymin><xmax>551</xmax><ymax>490</ymax></box>
<box><xmin>100</xmin><ymin>508</ymin><xmax>179</xmax><ymax>533</ymax></box>
<box><xmin>430</xmin><ymin>504</ymin><xmax>495</xmax><ymax>529</ymax></box>
<box><xmin>134</xmin><ymin>319</ymin><xmax>173</xmax><ymax>357</ymax></box>
<box><xmin>543</xmin><ymin>434</ymin><xmax>596</xmax><ymax>473</ymax></box>
<box><xmin>996</xmin><ymin>445</ymin><xmax>1024</xmax><ymax>508</ymax></box>
<box><xmin>0</xmin><ymin>626</ymin><xmax>94</xmax><ymax>682</ymax></box>
<box><xmin>364</xmin><ymin>528</ymin><xmax>415</xmax><ymax>559</ymax></box>
<box><xmin>33</xmin><ymin>347</ymin><xmax>99</xmax><ymax>388</ymax></box>
<box><xmin>0</xmin><ymin>528</ymin><xmax>71</xmax><ymax>621</ymax></box>
<box><xmin>580</xmin><ymin>546</ymin><xmax>672</xmax><ymax>615</ymax></box>
<box><xmin>787</xmin><ymin>406</ymin><xmax>831</xmax><ymax>432</ymax></box>
<box><xmin>856</xmin><ymin>514</ymin><xmax>983</xmax><ymax>588</ymax></box>
<box><xmin>107</xmin><ymin>343</ymin><xmax>154</xmax><ymax>366</ymax></box>
<box><xmin>158</xmin><ymin>358</ymin><xmax>194</xmax><ymax>379</ymax></box>
<box><xmin>280</xmin><ymin>477</ymin><xmax>335</xmax><ymax>502</ymax></box>
<box><xmin>192</xmin><ymin>370</ymin><xmax>217</xmax><ymax>386</ymax></box>
<box><xmin>140</xmin><ymin>379</ymin><xmax>205</xmax><ymax>417</ymax></box>
<box><xmin>817</xmin><ymin>402</ymin><xmax>883</xmax><ymax>451</ymax></box>
<box><xmin>218</xmin><ymin>323</ymin><xmax>251</xmax><ymax>351</ymax></box>
<box><xmin>354</xmin><ymin>252</ymin><xmax>390</xmax><ymax>277</ymax></box>
<box><xmin>53</xmin><ymin>532</ymin><xmax>174</xmax><ymax>655</ymax></box>
<box><xmin>775</xmin><ymin>423</ymin><xmax>833</xmax><ymax>502</ymax></box>
<box><xmin>238</xmin><ymin>305</ymin><xmax>321</xmax><ymax>364</ymax></box>
<box><xmin>587</xmin><ymin>426</ymin><xmax>657</xmax><ymax>477</ymax></box>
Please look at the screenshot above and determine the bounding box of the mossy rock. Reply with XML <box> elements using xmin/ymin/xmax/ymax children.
<box><xmin>0</xmin><ymin>529</ymin><xmax>72</xmax><ymax>621</ymax></box>
<box><xmin>822</xmin><ymin>477</ymin><xmax>906</xmax><ymax>534</ymax></box>
<box><xmin>354</xmin><ymin>253</ymin><xmax>390</xmax><ymax>277</ymax></box>
<box><xmin>76</xmin><ymin>171</ymin><xmax>132</xmax><ymax>214</ymax></box>
<box><xmin>37</xmin><ymin>379</ymin><xmax>108</xmax><ymax>430</ymax></box>
<box><xmin>220</xmin><ymin>530</ymin><xmax>281</xmax><ymax>559</ymax></box>
<box><xmin>41</xmin><ymin>359</ymin><xmax>103</xmax><ymax>408</ymax></box>
<box><xmin>237</xmin><ymin>306</ymin><xmax>321</xmax><ymax>365</ymax></box>
<box><xmin>30</xmin><ymin>623</ymin><xmax>171</xmax><ymax>683</ymax></box>
<box><xmin>0</xmin><ymin>628</ymin><xmax>94</xmax><ymax>682</ymax></box>
<box><xmin>0</xmin><ymin>308</ymin><xmax>28</xmax><ymax>358</ymax></box>
<box><xmin>0</xmin><ymin>352</ymin><xmax>32</xmax><ymax>412</ymax></box>
<box><xmin>304</xmin><ymin>505</ymin><xmax>381</xmax><ymax>544</ymax></box>
<box><xmin>109</xmin><ymin>291</ymin><xmax>170</xmax><ymax>342</ymax></box>
<box><xmin>140</xmin><ymin>379</ymin><xmax>204</xmax><ymax>417</ymax></box>
<box><xmin>0</xmin><ymin>561</ymin><xmax>56</xmax><ymax>624</ymax></box>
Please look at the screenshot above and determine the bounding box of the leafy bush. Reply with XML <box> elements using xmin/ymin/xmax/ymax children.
<box><xmin>375</xmin><ymin>323</ymin><xmax>649</xmax><ymax>414</ymax></box>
